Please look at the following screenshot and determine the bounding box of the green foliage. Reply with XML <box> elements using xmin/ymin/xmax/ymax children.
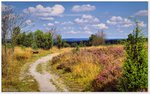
<box><xmin>31</xmin><ymin>40</ymin><xmax>38</xmax><ymax>50</ymax></box>
<box><xmin>26</xmin><ymin>32</ymin><xmax>33</xmax><ymax>47</ymax></box>
<box><xmin>16</xmin><ymin>32</ymin><xmax>26</xmax><ymax>46</ymax></box>
<box><xmin>120</xmin><ymin>22</ymin><xmax>148</xmax><ymax>91</ymax></box>
<box><xmin>16</xmin><ymin>30</ymin><xmax>53</xmax><ymax>49</ymax></box>
<box><xmin>16</xmin><ymin>32</ymin><xmax>33</xmax><ymax>47</ymax></box>
<box><xmin>34</xmin><ymin>30</ymin><xmax>44</xmax><ymax>48</ymax></box>
<box><xmin>43</xmin><ymin>32</ymin><xmax>53</xmax><ymax>49</ymax></box>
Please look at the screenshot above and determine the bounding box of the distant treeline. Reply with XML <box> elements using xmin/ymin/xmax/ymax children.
<box><xmin>3</xmin><ymin>27</ymin><xmax>148</xmax><ymax>49</ymax></box>
<box><xmin>63</xmin><ymin>39</ymin><xmax>127</xmax><ymax>46</ymax></box>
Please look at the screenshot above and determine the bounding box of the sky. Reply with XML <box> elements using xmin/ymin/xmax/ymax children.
<box><xmin>2</xmin><ymin>2</ymin><xmax>148</xmax><ymax>39</ymax></box>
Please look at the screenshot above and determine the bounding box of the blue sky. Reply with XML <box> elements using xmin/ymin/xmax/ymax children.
<box><xmin>2</xmin><ymin>2</ymin><xmax>148</xmax><ymax>39</ymax></box>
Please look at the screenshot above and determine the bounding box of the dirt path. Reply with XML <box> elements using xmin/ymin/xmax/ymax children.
<box><xmin>29</xmin><ymin>53</ymin><xmax>68</xmax><ymax>92</ymax></box>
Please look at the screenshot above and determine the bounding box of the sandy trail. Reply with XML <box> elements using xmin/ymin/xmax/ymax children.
<box><xmin>29</xmin><ymin>53</ymin><xmax>68</xmax><ymax>92</ymax></box>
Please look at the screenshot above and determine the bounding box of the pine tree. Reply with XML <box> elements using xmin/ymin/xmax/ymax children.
<box><xmin>121</xmin><ymin>21</ymin><xmax>148</xmax><ymax>91</ymax></box>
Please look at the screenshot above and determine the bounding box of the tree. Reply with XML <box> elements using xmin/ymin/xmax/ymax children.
<box><xmin>89</xmin><ymin>31</ymin><xmax>105</xmax><ymax>46</ymax></box>
<box><xmin>16</xmin><ymin>32</ymin><xmax>26</xmax><ymax>46</ymax></box>
<box><xmin>32</xmin><ymin>39</ymin><xmax>38</xmax><ymax>50</ymax></box>
<box><xmin>2</xmin><ymin>4</ymin><xmax>14</xmax><ymax>65</ymax></box>
<box><xmin>34</xmin><ymin>30</ymin><xmax>44</xmax><ymax>48</ymax></box>
<box><xmin>26</xmin><ymin>32</ymin><xmax>33</xmax><ymax>47</ymax></box>
<box><xmin>121</xmin><ymin>21</ymin><xmax>148</xmax><ymax>91</ymax></box>
<box><xmin>43</xmin><ymin>32</ymin><xmax>53</xmax><ymax>49</ymax></box>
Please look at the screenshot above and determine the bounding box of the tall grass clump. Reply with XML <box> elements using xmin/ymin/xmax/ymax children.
<box><xmin>119</xmin><ymin>22</ymin><xmax>148</xmax><ymax>91</ymax></box>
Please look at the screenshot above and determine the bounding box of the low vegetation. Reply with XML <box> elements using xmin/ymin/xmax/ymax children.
<box><xmin>48</xmin><ymin>45</ymin><xmax>125</xmax><ymax>91</ymax></box>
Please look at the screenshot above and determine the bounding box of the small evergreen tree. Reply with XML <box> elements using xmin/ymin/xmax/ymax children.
<box><xmin>121</xmin><ymin>21</ymin><xmax>148</xmax><ymax>91</ymax></box>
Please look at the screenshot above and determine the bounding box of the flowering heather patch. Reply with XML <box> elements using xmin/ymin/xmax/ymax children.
<box><xmin>51</xmin><ymin>46</ymin><xmax>125</xmax><ymax>91</ymax></box>
<box><xmin>88</xmin><ymin>46</ymin><xmax>125</xmax><ymax>91</ymax></box>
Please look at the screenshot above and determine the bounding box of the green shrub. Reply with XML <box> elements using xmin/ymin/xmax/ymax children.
<box><xmin>120</xmin><ymin>22</ymin><xmax>148</xmax><ymax>91</ymax></box>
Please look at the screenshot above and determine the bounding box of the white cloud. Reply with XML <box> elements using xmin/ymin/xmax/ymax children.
<box><xmin>47</xmin><ymin>23</ymin><xmax>54</xmax><ymax>26</ymax></box>
<box><xmin>54</xmin><ymin>21</ymin><xmax>60</xmax><ymax>24</ymax></box>
<box><xmin>63</xmin><ymin>26</ymin><xmax>73</xmax><ymax>30</ymax></box>
<box><xmin>60</xmin><ymin>14</ymin><xmax>82</xmax><ymax>17</ymax></box>
<box><xmin>122</xmin><ymin>18</ymin><xmax>133</xmax><ymax>27</ymax></box>
<box><xmin>67</xmin><ymin>30</ymin><xmax>78</xmax><ymax>34</ymax></box>
<box><xmin>61</xmin><ymin>21</ymin><xmax>74</xmax><ymax>25</ymax></box>
<box><xmin>135</xmin><ymin>10</ymin><xmax>148</xmax><ymax>16</ymax></box>
<box><xmin>93</xmin><ymin>23</ymin><xmax>108</xmax><ymax>29</ymax></box>
<box><xmin>25</xmin><ymin>19</ymin><xmax>33</xmax><ymax>25</ymax></box>
<box><xmin>23</xmin><ymin>4</ymin><xmax>65</xmax><ymax>17</ymax></box>
<box><xmin>106</xmin><ymin>16</ymin><xmax>123</xmax><ymax>25</ymax></box>
<box><xmin>39</xmin><ymin>17</ymin><xmax>54</xmax><ymax>21</ymax></box>
<box><xmin>137</xmin><ymin>21</ymin><xmax>146</xmax><ymax>27</ymax></box>
<box><xmin>74</xmin><ymin>14</ymin><xmax>99</xmax><ymax>24</ymax></box>
<box><xmin>107</xmin><ymin>16</ymin><xmax>133</xmax><ymax>27</ymax></box>
<box><xmin>84</xmin><ymin>30</ymin><xmax>92</xmax><ymax>34</ymax></box>
<box><xmin>83</xmin><ymin>26</ymin><xmax>90</xmax><ymax>31</ymax></box>
<box><xmin>72</xmin><ymin>4</ymin><xmax>96</xmax><ymax>12</ymax></box>
<box><xmin>51</xmin><ymin>5</ymin><xmax>65</xmax><ymax>16</ymax></box>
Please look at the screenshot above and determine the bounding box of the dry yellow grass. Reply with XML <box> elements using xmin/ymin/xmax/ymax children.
<box><xmin>72</xmin><ymin>62</ymin><xmax>100</xmax><ymax>89</ymax></box>
<box><xmin>14</xmin><ymin>47</ymin><xmax>33</xmax><ymax>60</ymax></box>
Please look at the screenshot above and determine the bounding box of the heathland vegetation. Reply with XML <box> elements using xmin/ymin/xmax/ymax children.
<box><xmin>2</xmin><ymin>4</ymin><xmax>148</xmax><ymax>92</ymax></box>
